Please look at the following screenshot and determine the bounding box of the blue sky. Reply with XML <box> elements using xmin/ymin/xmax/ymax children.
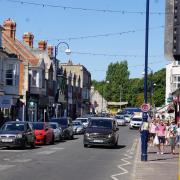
<box><xmin>0</xmin><ymin>0</ymin><xmax>168</xmax><ymax>80</ymax></box>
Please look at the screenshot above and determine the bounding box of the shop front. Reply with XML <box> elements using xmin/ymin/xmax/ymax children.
<box><xmin>172</xmin><ymin>88</ymin><xmax>180</xmax><ymax>123</ymax></box>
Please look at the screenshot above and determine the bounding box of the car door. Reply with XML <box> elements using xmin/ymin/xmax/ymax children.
<box><xmin>26</xmin><ymin>123</ymin><xmax>33</xmax><ymax>143</ymax></box>
<box><xmin>113</xmin><ymin>120</ymin><xmax>119</xmax><ymax>141</ymax></box>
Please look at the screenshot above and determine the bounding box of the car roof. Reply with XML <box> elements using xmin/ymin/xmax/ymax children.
<box><xmin>73</xmin><ymin>120</ymin><xmax>82</xmax><ymax>123</ymax></box>
<box><xmin>89</xmin><ymin>117</ymin><xmax>115</xmax><ymax>121</ymax></box>
<box><xmin>5</xmin><ymin>121</ymin><xmax>26</xmax><ymax>124</ymax></box>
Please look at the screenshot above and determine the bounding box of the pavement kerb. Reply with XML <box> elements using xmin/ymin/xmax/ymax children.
<box><xmin>131</xmin><ymin>138</ymin><xmax>140</xmax><ymax>180</ymax></box>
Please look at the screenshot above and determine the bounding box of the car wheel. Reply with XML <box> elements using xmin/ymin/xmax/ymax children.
<box><xmin>50</xmin><ymin>136</ymin><xmax>55</xmax><ymax>145</ymax></box>
<box><xmin>22</xmin><ymin>139</ymin><xmax>27</xmax><ymax>149</ymax></box>
<box><xmin>44</xmin><ymin>136</ymin><xmax>47</xmax><ymax>145</ymax></box>
<box><xmin>84</xmin><ymin>144</ymin><xmax>88</xmax><ymax>148</ymax></box>
<box><xmin>30</xmin><ymin>141</ymin><xmax>35</xmax><ymax>149</ymax></box>
<box><xmin>70</xmin><ymin>134</ymin><xmax>74</xmax><ymax>140</ymax></box>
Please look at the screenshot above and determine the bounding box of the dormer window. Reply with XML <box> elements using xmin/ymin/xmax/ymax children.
<box><xmin>31</xmin><ymin>70</ymin><xmax>39</xmax><ymax>87</ymax></box>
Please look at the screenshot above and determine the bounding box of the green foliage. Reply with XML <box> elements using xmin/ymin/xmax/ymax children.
<box><xmin>92</xmin><ymin>62</ymin><xmax>166</xmax><ymax>108</ymax></box>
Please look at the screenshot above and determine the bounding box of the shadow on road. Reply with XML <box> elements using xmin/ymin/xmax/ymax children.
<box><xmin>88</xmin><ymin>145</ymin><xmax>126</xmax><ymax>150</ymax></box>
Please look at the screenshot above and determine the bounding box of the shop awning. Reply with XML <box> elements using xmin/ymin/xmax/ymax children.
<box><xmin>0</xmin><ymin>95</ymin><xmax>13</xmax><ymax>108</ymax></box>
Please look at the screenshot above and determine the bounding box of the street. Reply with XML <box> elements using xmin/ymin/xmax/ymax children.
<box><xmin>0</xmin><ymin>126</ymin><xmax>138</xmax><ymax>180</ymax></box>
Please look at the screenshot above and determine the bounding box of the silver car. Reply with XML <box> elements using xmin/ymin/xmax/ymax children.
<box><xmin>115</xmin><ymin>115</ymin><xmax>126</xmax><ymax>126</ymax></box>
<box><xmin>50</xmin><ymin>122</ymin><xmax>63</xmax><ymax>141</ymax></box>
<box><xmin>75</xmin><ymin>118</ymin><xmax>89</xmax><ymax>128</ymax></box>
<box><xmin>72</xmin><ymin>120</ymin><xmax>85</xmax><ymax>134</ymax></box>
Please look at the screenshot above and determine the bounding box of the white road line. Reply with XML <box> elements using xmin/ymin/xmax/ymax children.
<box><xmin>110</xmin><ymin>139</ymin><xmax>138</xmax><ymax>180</ymax></box>
<box><xmin>50</xmin><ymin>147</ymin><xmax>64</xmax><ymax>150</ymax></box>
<box><xmin>0</xmin><ymin>165</ymin><xmax>15</xmax><ymax>171</ymax></box>
<box><xmin>37</xmin><ymin>150</ymin><xmax>56</xmax><ymax>155</ymax></box>
<box><xmin>111</xmin><ymin>153</ymin><xmax>132</xmax><ymax>180</ymax></box>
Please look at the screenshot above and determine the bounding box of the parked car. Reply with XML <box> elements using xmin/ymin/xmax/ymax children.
<box><xmin>83</xmin><ymin>117</ymin><xmax>119</xmax><ymax>148</ymax></box>
<box><xmin>72</xmin><ymin>120</ymin><xmax>85</xmax><ymax>134</ymax></box>
<box><xmin>49</xmin><ymin>122</ymin><xmax>63</xmax><ymax>141</ymax></box>
<box><xmin>75</xmin><ymin>117</ymin><xmax>90</xmax><ymax>128</ymax></box>
<box><xmin>124</xmin><ymin>114</ymin><xmax>132</xmax><ymax>123</ymax></box>
<box><xmin>31</xmin><ymin>122</ymin><xmax>54</xmax><ymax>145</ymax></box>
<box><xmin>129</xmin><ymin>117</ymin><xmax>143</xmax><ymax>129</ymax></box>
<box><xmin>0</xmin><ymin>121</ymin><xmax>35</xmax><ymax>149</ymax></box>
<box><xmin>50</xmin><ymin>117</ymin><xmax>74</xmax><ymax>140</ymax></box>
<box><xmin>115</xmin><ymin>115</ymin><xmax>126</xmax><ymax>126</ymax></box>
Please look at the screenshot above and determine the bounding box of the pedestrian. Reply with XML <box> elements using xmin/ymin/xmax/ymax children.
<box><xmin>156</xmin><ymin>120</ymin><xmax>166</xmax><ymax>154</ymax></box>
<box><xmin>165</xmin><ymin>120</ymin><xmax>170</xmax><ymax>145</ymax></box>
<box><xmin>149</xmin><ymin>119</ymin><xmax>157</xmax><ymax>146</ymax></box>
<box><xmin>168</xmin><ymin>120</ymin><xmax>177</xmax><ymax>155</ymax></box>
<box><xmin>176</xmin><ymin>122</ymin><xmax>180</xmax><ymax>148</ymax></box>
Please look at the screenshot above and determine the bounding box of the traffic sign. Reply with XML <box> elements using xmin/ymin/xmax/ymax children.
<box><xmin>141</xmin><ymin>103</ymin><xmax>150</xmax><ymax>112</ymax></box>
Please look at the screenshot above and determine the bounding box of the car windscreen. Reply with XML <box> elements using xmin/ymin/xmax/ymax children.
<box><xmin>89</xmin><ymin>119</ymin><xmax>112</xmax><ymax>129</ymax></box>
<box><xmin>77</xmin><ymin>119</ymin><xmax>88</xmax><ymax>123</ymax></box>
<box><xmin>51</xmin><ymin>118</ymin><xmax>68</xmax><ymax>126</ymax></box>
<box><xmin>115</xmin><ymin>116</ymin><xmax>124</xmax><ymax>119</ymax></box>
<box><xmin>73</xmin><ymin>122</ymin><xmax>81</xmax><ymax>126</ymax></box>
<box><xmin>132</xmin><ymin>118</ymin><xmax>142</xmax><ymax>122</ymax></box>
<box><xmin>32</xmin><ymin>123</ymin><xmax>44</xmax><ymax>130</ymax></box>
<box><xmin>50</xmin><ymin>124</ymin><xmax>58</xmax><ymax>129</ymax></box>
<box><xmin>1</xmin><ymin>123</ymin><xmax>25</xmax><ymax>131</ymax></box>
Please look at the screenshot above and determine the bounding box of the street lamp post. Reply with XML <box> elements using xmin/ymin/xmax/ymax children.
<box><xmin>119</xmin><ymin>85</ymin><xmax>122</xmax><ymax>111</ymax></box>
<box><xmin>54</xmin><ymin>42</ymin><xmax>71</xmax><ymax>118</ymax></box>
<box><xmin>141</xmin><ymin>0</ymin><xmax>150</xmax><ymax>162</ymax></box>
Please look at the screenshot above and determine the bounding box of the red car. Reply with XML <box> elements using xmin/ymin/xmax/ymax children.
<box><xmin>31</xmin><ymin>122</ymin><xmax>54</xmax><ymax>145</ymax></box>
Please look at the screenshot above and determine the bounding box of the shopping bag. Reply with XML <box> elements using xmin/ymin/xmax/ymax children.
<box><xmin>153</xmin><ymin>135</ymin><xmax>159</xmax><ymax>145</ymax></box>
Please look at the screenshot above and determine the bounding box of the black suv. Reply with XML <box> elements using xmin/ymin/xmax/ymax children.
<box><xmin>83</xmin><ymin>117</ymin><xmax>119</xmax><ymax>148</ymax></box>
<box><xmin>0</xmin><ymin>121</ymin><xmax>35</xmax><ymax>149</ymax></box>
<box><xmin>50</xmin><ymin>117</ymin><xmax>74</xmax><ymax>140</ymax></box>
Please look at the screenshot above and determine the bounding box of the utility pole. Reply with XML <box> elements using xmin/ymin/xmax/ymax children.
<box><xmin>141</xmin><ymin>0</ymin><xmax>150</xmax><ymax>162</ymax></box>
<box><xmin>119</xmin><ymin>85</ymin><xmax>122</xmax><ymax>111</ymax></box>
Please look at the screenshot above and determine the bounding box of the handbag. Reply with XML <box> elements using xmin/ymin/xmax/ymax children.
<box><xmin>153</xmin><ymin>135</ymin><xmax>159</xmax><ymax>145</ymax></box>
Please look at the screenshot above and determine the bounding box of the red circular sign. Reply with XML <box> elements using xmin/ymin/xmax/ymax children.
<box><xmin>141</xmin><ymin>103</ymin><xmax>150</xmax><ymax>112</ymax></box>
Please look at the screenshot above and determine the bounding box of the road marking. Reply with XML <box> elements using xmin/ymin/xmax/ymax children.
<box><xmin>50</xmin><ymin>147</ymin><xmax>64</xmax><ymax>150</ymax></box>
<box><xmin>111</xmin><ymin>139</ymin><xmax>138</xmax><ymax>180</ymax></box>
<box><xmin>11</xmin><ymin>159</ymin><xmax>32</xmax><ymax>163</ymax></box>
<box><xmin>37</xmin><ymin>150</ymin><xmax>56</xmax><ymax>155</ymax></box>
<box><xmin>0</xmin><ymin>149</ymin><xmax>28</xmax><ymax>152</ymax></box>
<box><xmin>0</xmin><ymin>165</ymin><xmax>15</xmax><ymax>171</ymax></box>
<box><xmin>3</xmin><ymin>158</ymin><xmax>32</xmax><ymax>163</ymax></box>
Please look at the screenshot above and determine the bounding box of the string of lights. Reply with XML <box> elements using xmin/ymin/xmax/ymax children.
<box><xmin>89</xmin><ymin>60</ymin><xmax>166</xmax><ymax>72</ymax></box>
<box><xmin>3</xmin><ymin>0</ymin><xmax>167</xmax><ymax>15</ymax></box>
<box><xmin>37</xmin><ymin>25</ymin><xmax>164</xmax><ymax>43</ymax></box>
<box><xmin>59</xmin><ymin>49</ymin><xmax>163</xmax><ymax>58</ymax></box>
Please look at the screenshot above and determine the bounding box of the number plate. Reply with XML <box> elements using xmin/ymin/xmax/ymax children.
<box><xmin>93</xmin><ymin>139</ymin><xmax>103</xmax><ymax>143</ymax></box>
<box><xmin>1</xmin><ymin>138</ymin><xmax>13</xmax><ymax>142</ymax></box>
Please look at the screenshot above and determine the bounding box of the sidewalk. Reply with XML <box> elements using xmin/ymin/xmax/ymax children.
<box><xmin>133</xmin><ymin>140</ymin><xmax>179</xmax><ymax>180</ymax></box>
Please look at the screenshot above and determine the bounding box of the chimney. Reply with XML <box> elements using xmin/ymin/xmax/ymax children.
<box><xmin>38</xmin><ymin>40</ymin><xmax>47</xmax><ymax>51</ymax></box>
<box><xmin>3</xmin><ymin>18</ymin><xmax>16</xmax><ymax>40</ymax></box>
<box><xmin>23</xmin><ymin>32</ymin><xmax>34</xmax><ymax>48</ymax></box>
<box><xmin>47</xmin><ymin>45</ymin><xmax>54</xmax><ymax>58</ymax></box>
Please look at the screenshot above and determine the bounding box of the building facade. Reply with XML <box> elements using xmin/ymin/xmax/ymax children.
<box><xmin>166</xmin><ymin>61</ymin><xmax>180</xmax><ymax>104</ymax></box>
<box><xmin>61</xmin><ymin>60</ymin><xmax>91</xmax><ymax>118</ymax></box>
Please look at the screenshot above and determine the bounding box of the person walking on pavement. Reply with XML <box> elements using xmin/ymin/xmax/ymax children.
<box><xmin>149</xmin><ymin>119</ymin><xmax>157</xmax><ymax>146</ymax></box>
<box><xmin>168</xmin><ymin>120</ymin><xmax>177</xmax><ymax>155</ymax></box>
<box><xmin>165</xmin><ymin>120</ymin><xmax>170</xmax><ymax>146</ymax></box>
<box><xmin>176</xmin><ymin>122</ymin><xmax>180</xmax><ymax>148</ymax></box>
<box><xmin>156</xmin><ymin>120</ymin><xmax>166</xmax><ymax>154</ymax></box>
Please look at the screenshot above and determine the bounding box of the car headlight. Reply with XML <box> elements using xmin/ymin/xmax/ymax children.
<box><xmin>16</xmin><ymin>134</ymin><xmax>23</xmax><ymax>138</ymax></box>
<box><xmin>85</xmin><ymin>133</ymin><xmax>90</xmax><ymax>137</ymax></box>
<box><xmin>108</xmin><ymin>134</ymin><xmax>112</xmax><ymax>138</ymax></box>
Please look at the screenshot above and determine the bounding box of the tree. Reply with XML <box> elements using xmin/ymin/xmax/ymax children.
<box><xmin>104</xmin><ymin>61</ymin><xmax>129</xmax><ymax>102</ymax></box>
